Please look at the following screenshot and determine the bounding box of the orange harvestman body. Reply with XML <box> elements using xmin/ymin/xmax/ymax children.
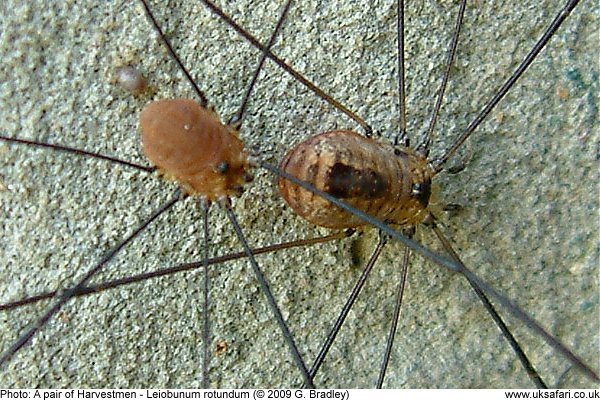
<box><xmin>140</xmin><ymin>99</ymin><xmax>253</xmax><ymax>201</ymax></box>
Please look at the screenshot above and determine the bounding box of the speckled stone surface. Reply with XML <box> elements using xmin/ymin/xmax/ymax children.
<box><xmin>0</xmin><ymin>0</ymin><xmax>598</xmax><ymax>389</ymax></box>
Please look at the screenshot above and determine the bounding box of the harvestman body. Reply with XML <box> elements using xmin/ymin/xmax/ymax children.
<box><xmin>139</xmin><ymin>98</ymin><xmax>253</xmax><ymax>201</ymax></box>
<box><xmin>279</xmin><ymin>130</ymin><xmax>433</xmax><ymax>229</ymax></box>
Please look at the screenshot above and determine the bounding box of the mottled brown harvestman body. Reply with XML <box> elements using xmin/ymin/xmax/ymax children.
<box><xmin>279</xmin><ymin>130</ymin><xmax>433</xmax><ymax>229</ymax></box>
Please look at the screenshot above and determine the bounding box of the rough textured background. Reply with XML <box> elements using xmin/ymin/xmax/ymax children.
<box><xmin>0</xmin><ymin>0</ymin><xmax>598</xmax><ymax>389</ymax></box>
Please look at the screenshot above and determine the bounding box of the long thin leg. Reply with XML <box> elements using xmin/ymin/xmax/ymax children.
<box><xmin>138</xmin><ymin>0</ymin><xmax>208</xmax><ymax>106</ymax></box>
<box><xmin>434</xmin><ymin>0</ymin><xmax>581</xmax><ymax>172</ymax></box>
<box><xmin>416</xmin><ymin>0</ymin><xmax>467</xmax><ymax>155</ymax></box>
<box><xmin>230</xmin><ymin>0</ymin><xmax>294</xmax><ymax>126</ymax></box>
<box><xmin>1</xmin><ymin>231</ymin><xmax>352</xmax><ymax>310</ymax></box>
<box><xmin>0</xmin><ymin>135</ymin><xmax>155</xmax><ymax>173</ymax></box>
<box><xmin>428</xmin><ymin>218</ymin><xmax>547</xmax><ymax>388</ymax></box>
<box><xmin>201</xmin><ymin>199</ymin><xmax>211</xmax><ymax>388</ymax></box>
<box><xmin>0</xmin><ymin>191</ymin><xmax>181</xmax><ymax>366</ymax></box>
<box><xmin>308</xmin><ymin>232</ymin><xmax>387</xmax><ymax>383</ymax></box>
<box><xmin>377</xmin><ymin>231</ymin><xmax>412</xmax><ymax>388</ymax></box>
<box><xmin>394</xmin><ymin>0</ymin><xmax>407</xmax><ymax>146</ymax></box>
<box><xmin>223</xmin><ymin>200</ymin><xmax>314</xmax><ymax>388</ymax></box>
<box><xmin>200</xmin><ymin>0</ymin><xmax>372</xmax><ymax>136</ymax></box>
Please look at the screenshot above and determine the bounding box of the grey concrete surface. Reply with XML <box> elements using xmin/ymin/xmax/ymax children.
<box><xmin>0</xmin><ymin>0</ymin><xmax>598</xmax><ymax>389</ymax></box>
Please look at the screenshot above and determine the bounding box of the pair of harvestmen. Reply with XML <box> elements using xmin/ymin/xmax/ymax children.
<box><xmin>0</xmin><ymin>0</ymin><xmax>597</xmax><ymax>388</ymax></box>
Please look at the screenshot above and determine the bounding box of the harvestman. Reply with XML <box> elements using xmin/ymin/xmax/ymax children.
<box><xmin>0</xmin><ymin>0</ymin><xmax>596</xmax><ymax>388</ymax></box>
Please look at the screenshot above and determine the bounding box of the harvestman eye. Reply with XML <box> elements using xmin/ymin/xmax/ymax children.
<box><xmin>216</xmin><ymin>161</ymin><xmax>230</xmax><ymax>174</ymax></box>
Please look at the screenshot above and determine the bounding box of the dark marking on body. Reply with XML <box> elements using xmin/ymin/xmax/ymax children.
<box><xmin>325</xmin><ymin>163</ymin><xmax>388</xmax><ymax>199</ymax></box>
